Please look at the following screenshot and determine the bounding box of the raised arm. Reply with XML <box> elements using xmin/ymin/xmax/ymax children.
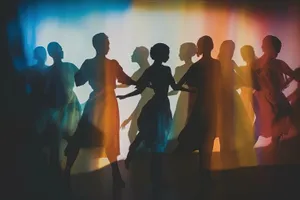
<box><xmin>114</xmin><ymin>60</ymin><xmax>136</xmax><ymax>86</ymax></box>
<box><xmin>176</xmin><ymin>67</ymin><xmax>191</xmax><ymax>88</ymax></box>
<box><xmin>117</xmin><ymin>70</ymin><xmax>140</xmax><ymax>88</ymax></box>
<box><xmin>168</xmin><ymin>67</ymin><xmax>195</xmax><ymax>93</ymax></box>
<box><xmin>279</xmin><ymin>61</ymin><xmax>300</xmax><ymax>81</ymax></box>
<box><xmin>168</xmin><ymin>67</ymin><xmax>179</xmax><ymax>95</ymax></box>
<box><xmin>117</xmin><ymin>69</ymin><xmax>149</xmax><ymax>99</ymax></box>
<box><xmin>230</xmin><ymin>61</ymin><xmax>245</xmax><ymax>89</ymax></box>
<box><xmin>287</xmin><ymin>90</ymin><xmax>298</xmax><ymax>104</ymax></box>
<box><xmin>75</xmin><ymin>60</ymin><xmax>88</xmax><ymax>87</ymax></box>
<box><xmin>234</xmin><ymin>72</ymin><xmax>247</xmax><ymax>89</ymax></box>
<box><xmin>282</xmin><ymin>76</ymin><xmax>293</xmax><ymax>90</ymax></box>
<box><xmin>116</xmin><ymin>84</ymin><xmax>129</xmax><ymax>88</ymax></box>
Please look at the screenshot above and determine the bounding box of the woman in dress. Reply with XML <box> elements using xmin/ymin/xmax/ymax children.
<box><xmin>288</xmin><ymin>68</ymin><xmax>300</xmax><ymax>133</ymax></box>
<box><xmin>217</xmin><ymin>40</ymin><xmax>254</xmax><ymax>168</ymax></box>
<box><xmin>167</xmin><ymin>42</ymin><xmax>197</xmax><ymax>151</ymax></box>
<box><xmin>174</xmin><ymin>36</ymin><xmax>221</xmax><ymax>187</ymax></box>
<box><xmin>252</xmin><ymin>35</ymin><xmax>300</xmax><ymax>162</ymax></box>
<box><xmin>118</xmin><ymin>46</ymin><xmax>154</xmax><ymax>143</ymax></box>
<box><xmin>236</xmin><ymin>45</ymin><xmax>257</xmax><ymax>125</ymax></box>
<box><xmin>117</xmin><ymin>43</ymin><xmax>192</xmax><ymax>194</ymax></box>
<box><xmin>43</xmin><ymin>42</ymin><xmax>81</xmax><ymax>174</ymax></box>
<box><xmin>64</xmin><ymin>33</ymin><xmax>136</xmax><ymax>187</ymax></box>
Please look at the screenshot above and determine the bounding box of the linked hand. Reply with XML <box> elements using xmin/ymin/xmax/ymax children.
<box><xmin>116</xmin><ymin>95</ymin><xmax>126</xmax><ymax>100</ymax></box>
<box><xmin>120</xmin><ymin>118</ymin><xmax>130</xmax><ymax>129</ymax></box>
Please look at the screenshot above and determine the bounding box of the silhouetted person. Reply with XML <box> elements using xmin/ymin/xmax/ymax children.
<box><xmin>237</xmin><ymin>45</ymin><xmax>293</xmax><ymax>143</ymax></box>
<box><xmin>117</xmin><ymin>43</ymin><xmax>192</xmax><ymax>196</ymax></box>
<box><xmin>288</xmin><ymin>68</ymin><xmax>300</xmax><ymax>133</ymax></box>
<box><xmin>118</xmin><ymin>46</ymin><xmax>154</xmax><ymax>143</ymax></box>
<box><xmin>23</xmin><ymin>47</ymin><xmax>50</xmax><ymax>138</ymax></box>
<box><xmin>43</xmin><ymin>42</ymin><xmax>81</xmax><ymax>176</ymax></box>
<box><xmin>217</xmin><ymin>40</ymin><xmax>254</xmax><ymax>168</ymax></box>
<box><xmin>64</xmin><ymin>33</ymin><xmax>136</xmax><ymax>188</ymax></box>
<box><xmin>252</xmin><ymin>35</ymin><xmax>300</xmax><ymax>162</ymax></box>
<box><xmin>31</xmin><ymin>46</ymin><xmax>48</xmax><ymax>69</ymax></box>
<box><xmin>235</xmin><ymin>45</ymin><xmax>263</xmax><ymax>144</ymax></box>
<box><xmin>24</xmin><ymin>46</ymin><xmax>49</xmax><ymax>95</ymax></box>
<box><xmin>166</xmin><ymin>42</ymin><xmax>197</xmax><ymax>151</ymax></box>
<box><xmin>174</xmin><ymin>36</ymin><xmax>221</xmax><ymax>193</ymax></box>
<box><xmin>236</xmin><ymin>45</ymin><xmax>257</xmax><ymax>124</ymax></box>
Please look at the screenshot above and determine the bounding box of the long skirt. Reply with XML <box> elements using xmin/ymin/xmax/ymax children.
<box><xmin>66</xmin><ymin>91</ymin><xmax>120</xmax><ymax>158</ymax></box>
<box><xmin>137</xmin><ymin>95</ymin><xmax>172</xmax><ymax>153</ymax></box>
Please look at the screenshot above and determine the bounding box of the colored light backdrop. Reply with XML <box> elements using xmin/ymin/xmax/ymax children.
<box><xmin>17</xmin><ymin>0</ymin><xmax>300</xmax><ymax>171</ymax></box>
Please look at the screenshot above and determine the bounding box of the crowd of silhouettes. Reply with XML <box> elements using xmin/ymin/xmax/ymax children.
<box><xmin>21</xmin><ymin>32</ymin><xmax>300</xmax><ymax>198</ymax></box>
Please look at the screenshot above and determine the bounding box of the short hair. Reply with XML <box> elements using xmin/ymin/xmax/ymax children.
<box><xmin>197</xmin><ymin>35</ymin><xmax>214</xmax><ymax>52</ymax></box>
<box><xmin>33</xmin><ymin>46</ymin><xmax>46</xmax><ymax>59</ymax></box>
<box><xmin>150</xmin><ymin>43</ymin><xmax>170</xmax><ymax>61</ymax></box>
<box><xmin>92</xmin><ymin>33</ymin><xmax>109</xmax><ymax>50</ymax></box>
<box><xmin>135</xmin><ymin>46</ymin><xmax>149</xmax><ymax>58</ymax></box>
<box><xmin>263</xmin><ymin>35</ymin><xmax>282</xmax><ymax>53</ymax></box>
<box><xmin>240</xmin><ymin>45</ymin><xmax>257</xmax><ymax>60</ymax></box>
<box><xmin>180</xmin><ymin>42</ymin><xmax>197</xmax><ymax>57</ymax></box>
<box><xmin>47</xmin><ymin>42</ymin><xmax>61</xmax><ymax>56</ymax></box>
<box><xmin>218</xmin><ymin>40</ymin><xmax>235</xmax><ymax>59</ymax></box>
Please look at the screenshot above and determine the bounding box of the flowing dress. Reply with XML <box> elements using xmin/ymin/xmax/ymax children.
<box><xmin>169</xmin><ymin>65</ymin><xmax>196</xmax><ymax>141</ymax></box>
<box><xmin>218</xmin><ymin>61</ymin><xmax>253</xmax><ymax>153</ymax></box>
<box><xmin>177</xmin><ymin>58</ymin><xmax>221</xmax><ymax>153</ymax></box>
<box><xmin>253</xmin><ymin>59</ymin><xmax>295</xmax><ymax>139</ymax></box>
<box><xmin>127</xmin><ymin>68</ymin><xmax>154</xmax><ymax>143</ymax></box>
<box><xmin>44</xmin><ymin>62</ymin><xmax>81</xmax><ymax>139</ymax></box>
<box><xmin>133</xmin><ymin>64</ymin><xmax>173</xmax><ymax>152</ymax></box>
<box><xmin>66</xmin><ymin>57</ymin><xmax>133</xmax><ymax>158</ymax></box>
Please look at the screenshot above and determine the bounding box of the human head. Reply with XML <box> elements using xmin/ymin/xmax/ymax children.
<box><xmin>240</xmin><ymin>45</ymin><xmax>257</xmax><ymax>64</ymax></box>
<box><xmin>150</xmin><ymin>43</ymin><xmax>170</xmax><ymax>63</ymax></box>
<box><xmin>92</xmin><ymin>33</ymin><xmax>110</xmax><ymax>56</ymax></box>
<box><xmin>47</xmin><ymin>42</ymin><xmax>63</xmax><ymax>60</ymax></box>
<box><xmin>179</xmin><ymin>42</ymin><xmax>197</xmax><ymax>61</ymax></box>
<box><xmin>131</xmin><ymin>46</ymin><xmax>149</xmax><ymax>64</ymax></box>
<box><xmin>218</xmin><ymin>40</ymin><xmax>235</xmax><ymax>60</ymax></box>
<box><xmin>197</xmin><ymin>35</ymin><xmax>214</xmax><ymax>56</ymax></box>
<box><xmin>262</xmin><ymin>35</ymin><xmax>282</xmax><ymax>59</ymax></box>
<box><xmin>33</xmin><ymin>46</ymin><xmax>47</xmax><ymax>63</ymax></box>
<box><xmin>294</xmin><ymin>67</ymin><xmax>300</xmax><ymax>83</ymax></box>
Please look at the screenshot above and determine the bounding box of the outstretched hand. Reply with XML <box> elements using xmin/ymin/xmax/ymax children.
<box><xmin>116</xmin><ymin>95</ymin><xmax>127</xmax><ymax>100</ymax></box>
<box><xmin>120</xmin><ymin>118</ymin><xmax>131</xmax><ymax>129</ymax></box>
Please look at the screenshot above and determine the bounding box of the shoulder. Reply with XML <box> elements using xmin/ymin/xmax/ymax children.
<box><xmin>131</xmin><ymin>70</ymin><xmax>142</xmax><ymax>80</ymax></box>
<box><xmin>109</xmin><ymin>59</ymin><xmax>123</xmax><ymax>70</ymax></box>
<box><xmin>213</xmin><ymin>59</ymin><xmax>221</xmax><ymax>66</ymax></box>
<box><xmin>163</xmin><ymin>65</ymin><xmax>172</xmax><ymax>73</ymax></box>
<box><xmin>175</xmin><ymin>65</ymin><xmax>184</xmax><ymax>70</ymax></box>
<box><xmin>83</xmin><ymin>58</ymin><xmax>93</xmax><ymax>64</ymax></box>
<box><xmin>186</xmin><ymin>62</ymin><xmax>198</xmax><ymax>72</ymax></box>
<box><xmin>212</xmin><ymin>59</ymin><xmax>221</xmax><ymax>71</ymax></box>
<box><xmin>276</xmin><ymin>59</ymin><xmax>288</xmax><ymax>66</ymax></box>
<box><xmin>64</xmin><ymin>62</ymin><xmax>77</xmax><ymax>68</ymax></box>
<box><xmin>110</xmin><ymin>59</ymin><xmax>120</xmax><ymax>65</ymax></box>
<box><xmin>80</xmin><ymin>58</ymin><xmax>94</xmax><ymax>69</ymax></box>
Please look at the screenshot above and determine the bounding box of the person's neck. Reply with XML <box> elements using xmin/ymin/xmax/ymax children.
<box><xmin>153</xmin><ymin>60</ymin><xmax>163</xmax><ymax>66</ymax></box>
<box><xmin>260</xmin><ymin>54</ymin><xmax>273</xmax><ymax>67</ymax></box>
<box><xmin>96</xmin><ymin>53</ymin><xmax>106</xmax><ymax>58</ymax></box>
<box><xmin>137</xmin><ymin>60</ymin><xmax>150</xmax><ymax>69</ymax></box>
<box><xmin>184</xmin><ymin>59</ymin><xmax>193</xmax><ymax>66</ymax></box>
<box><xmin>53</xmin><ymin>59</ymin><xmax>62</xmax><ymax>65</ymax></box>
<box><xmin>202</xmin><ymin>52</ymin><xmax>212</xmax><ymax>59</ymax></box>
